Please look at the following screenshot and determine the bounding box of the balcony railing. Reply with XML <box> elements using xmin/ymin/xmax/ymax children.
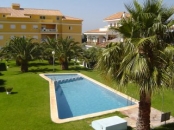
<box><xmin>41</xmin><ymin>28</ymin><xmax>57</xmax><ymax>32</ymax></box>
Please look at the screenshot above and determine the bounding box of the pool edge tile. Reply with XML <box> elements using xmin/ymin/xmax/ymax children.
<box><xmin>39</xmin><ymin>73</ymin><xmax>139</xmax><ymax>123</ymax></box>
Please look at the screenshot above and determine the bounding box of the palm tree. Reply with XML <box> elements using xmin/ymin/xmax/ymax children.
<box><xmin>83</xmin><ymin>47</ymin><xmax>102</xmax><ymax>69</ymax></box>
<box><xmin>43</xmin><ymin>37</ymin><xmax>83</xmax><ymax>70</ymax></box>
<box><xmin>57</xmin><ymin>37</ymin><xmax>83</xmax><ymax>70</ymax></box>
<box><xmin>1</xmin><ymin>36</ymin><xmax>39</xmax><ymax>72</ymax></box>
<box><xmin>96</xmin><ymin>0</ymin><xmax>174</xmax><ymax>130</ymax></box>
<box><xmin>42</xmin><ymin>37</ymin><xmax>57</xmax><ymax>64</ymax></box>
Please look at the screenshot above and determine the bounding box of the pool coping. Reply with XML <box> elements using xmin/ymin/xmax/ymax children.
<box><xmin>39</xmin><ymin>73</ymin><xmax>139</xmax><ymax>123</ymax></box>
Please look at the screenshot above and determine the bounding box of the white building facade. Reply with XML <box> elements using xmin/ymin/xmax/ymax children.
<box><xmin>84</xmin><ymin>12</ymin><xmax>129</xmax><ymax>47</ymax></box>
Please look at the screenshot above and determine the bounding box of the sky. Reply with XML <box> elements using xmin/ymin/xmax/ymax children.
<box><xmin>2</xmin><ymin>0</ymin><xmax>174</xmax><ymax>33</ymax></box>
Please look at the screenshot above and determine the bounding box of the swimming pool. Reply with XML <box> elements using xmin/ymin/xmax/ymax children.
<box><xmin>40</xmin><ymin>73</ymin><xmax>138</xmax><ymax>123</ymax></box>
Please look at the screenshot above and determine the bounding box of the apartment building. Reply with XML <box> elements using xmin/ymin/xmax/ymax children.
<box><xmin>0</xmin><ymin>3</ymin><xmax>83</xmax><ymax>47</ymax></box>
<box><xmin>84</xmin><ymin>12</ymin><xmax>129</xmax><ymax>48</ymax></box>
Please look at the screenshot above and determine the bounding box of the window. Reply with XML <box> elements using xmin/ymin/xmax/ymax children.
<box><xmin>33</xmin><ymin>25</ymin><xmax>38</xmax><ymax>29</ymax></box>
<box><xmin>0</xmin><ymin>24</ymin><xmax>3</xmax><ymax>29</ymax></box>
<box><xmin>33</xmin><ymin>35</ymin><xmax>38</xmax><ymax>39</ymax></box>
<box><xmin>10</xmin><ymin>24</ymin><xmax>16</xmax><ymax>29</ymax></box>
<box><xmin>110</xmin><ymin>23</ymin><xmax>112</xmax><ymax>27</ymax></box>
<box><xmin>0</xmin><ymin>35</ymin><xmax>3</xmax><ymax>40</ymax></box>
<box><xmin>40</xmin><ymin>16</ymin><xmax>45</xmax><ymax>19</ymax></box>
<box><xmin>21</xmin><ymin>25</ymin><xmax>26</xmax><ymax>29</ymax></box>
<box><xmin>69</xmin><ymin>26</ymin><xmax>72</xmax><ymax>30</ymax></box>
<box><xmin>68</xmin><ymin>36</ymin><xmax>72</xmax><ymax>39</ymax></box>
<box><xmin>57</xmin><ymin>16</ymin><xmax>59</xmax><ymax>20</ymax></box>
<box><xmin>3</xmin><ymin>15</ymin><xmax>5</xmax><ymax>18</ymax></box>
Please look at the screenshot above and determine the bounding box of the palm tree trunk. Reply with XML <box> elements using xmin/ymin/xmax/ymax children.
<box><xmin>61</xmin><ymin>62</ymin><xmax>68</xmax><ymax>70</ymax></box>
<box><xmin>21</xmin><ymin>61</ymin><xmax>28</xmax><ymax>72</ymax></box>
<box><xmin>16</xmin><ymin>57</ymin><xmax>21</xmax><ymax>66</ymax></box>
<box><xmin>136</xmin><ymin>90</ymin><xmax>151</xmax><ymax>130</ymax></box>
<box><xmin>48</xmin><ymin>56</ymin><xmax>54</xmax><ymax>65</ymax></box>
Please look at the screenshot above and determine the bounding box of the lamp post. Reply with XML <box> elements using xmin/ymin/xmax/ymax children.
<box><xmin>52</xmin><ymin>51</ymin><xmax>55</xmax><ymax>72</ymax></box>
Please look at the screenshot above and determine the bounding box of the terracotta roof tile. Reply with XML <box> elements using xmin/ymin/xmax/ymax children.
<box><xmin>104</xmin><ymin>12</ymin><xmax>130</xmax><ymax>20</ymax></box>
<box><xmin>63</xmin><ymin>16</ymin><xmax>83</xmax><ymax>21</ymax></box>
<box><xmin>0</xmin><ymin>7</ymin><xmax>63</xmax><ymax>17</ymax></box>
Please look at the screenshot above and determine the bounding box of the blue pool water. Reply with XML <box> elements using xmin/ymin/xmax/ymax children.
<box><xmin>45</xmin><ymin>74</ymin><xmax>135</xmax><ymax>119</ymax></box>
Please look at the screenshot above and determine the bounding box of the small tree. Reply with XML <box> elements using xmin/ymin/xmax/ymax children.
<box><xmin>1</xmin><ymin>36</ymin><xmax>39</xmax><ymax>72</ymax></box>
<box><xmin>42</xmin><ymin>37</ymin><xmax>57</xmax><ymax>64</ymax></box>
<box><xmin>57</xmin><ymin>37</ymin><xmax>83</xmax><ymax>70</ymax></box>
<box><xmin>83</xmin><ymin>47</ymin><xmax>101</xmax><ymax>68</ymax></box>
<box><xmin>43</xmin><ymin>37</ymin><xmax>83</xmax><ymax>70</ymax></box>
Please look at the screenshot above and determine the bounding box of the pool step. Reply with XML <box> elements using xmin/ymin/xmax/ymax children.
<box><xmin>54</xmin><ymin>76</ymin><xmax>83</xmax><ymax>84</ymax></box>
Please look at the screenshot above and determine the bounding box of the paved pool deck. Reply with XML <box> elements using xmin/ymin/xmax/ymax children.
<box><xmin>120</xmin><ymin>106</ymin><xmax>174</xmax><ymax>129</ymax></box>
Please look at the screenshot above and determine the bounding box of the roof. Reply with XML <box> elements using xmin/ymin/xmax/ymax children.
<box><xmin>0</xmin><ymin>6</ymin><xmax>63</xmax><ymax>18</ymax></box>
<box><xmin>63</xmin><ymin>16</ymin><xmax>83</xmax><ymax>21</ymax></box>
<box><xmin>84</xmin><ymin>29</ymin><xmax>107</xmax><ymax>34</ymax></box>
<box><xmin>104</xmin><ymin>12</ymin><xmax>130</xmax><ymax>21</ymax></box>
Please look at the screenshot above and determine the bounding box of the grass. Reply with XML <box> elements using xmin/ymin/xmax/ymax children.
<box><xmin>0</xmin><ymin>60</ymin><xmax>173</xmax><ymax>130</ymax></box>
<box><xmin>153</xmin><ymin>123</ymin><xmax>174</xmax><ymax>130</ymax></box>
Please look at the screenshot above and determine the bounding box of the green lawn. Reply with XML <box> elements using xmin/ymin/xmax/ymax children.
<box><xmin>0</xmin><ymin>60</ymin><xmax>173</xmax><ymax>130</ymax></box>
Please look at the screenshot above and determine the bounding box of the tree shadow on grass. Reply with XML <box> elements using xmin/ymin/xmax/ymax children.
<box><xmin>68</xmin><ymin>66</ymin><xmax>93</xmax><ymax>72</ymax></box>
<box><xmin>0</xmin><ymin>87</ymin><xmax>6</xmax><ymax>92</ymax></box>
<box><xmin>28</xmin><ymin>66</ymin><xmax>92</xmax><ymax>73</ymax></box>
<box><xmin>126</xmin><ymin>123</ymin><xmax>174</xmax><ymax>130</ymax></box>
<box><xmin>152</xmin><ymin>123</ymin><xmax>174</xmax><ymax>130</ymax></box>
<box><xmin>28</xmin><ymin>68</ymin><xmax>57</xmax><ymax>73</ymax></box>
<box><xmin>0</xmin><ymin>79</ymin><xmax>6</xmax><ymax>85</ymax></box>
<box><xmin>0</xmin><ymin>72</ymin><xmax>4</xmax><ymax>76</ymax></box>
<box><xmin>6</xmin><ymin>68</ymin><xmax>58</xmax><ymax>75</ymax></box>
<box><xmin>28</xmin><ymin>62</ymin><xmax>50</xmax><ymax>67</ymax></box>
<box><xmin>127</xmin><ymin>126</ymin><xmax>134</xmax><ymax>130</ymax></box>
<box><xmin>0</xmin><ymin>79</ymin><xmax>6</xmax><ymax>92</ymax></box>
<box><xmin>11</xmin><ymin>92</ymin><xmax>18</xmax><ymax>94</ymax></box>
<box><xmin>28</xmin><ymin>61</ymin><xmax>60</xmax><ymax>67</ymax></box>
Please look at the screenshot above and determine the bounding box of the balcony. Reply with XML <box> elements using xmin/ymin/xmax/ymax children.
<box><xmin>41</xmin><ymin>28</ymin><xmax>57</xmax><ymax>32</ymax></box>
